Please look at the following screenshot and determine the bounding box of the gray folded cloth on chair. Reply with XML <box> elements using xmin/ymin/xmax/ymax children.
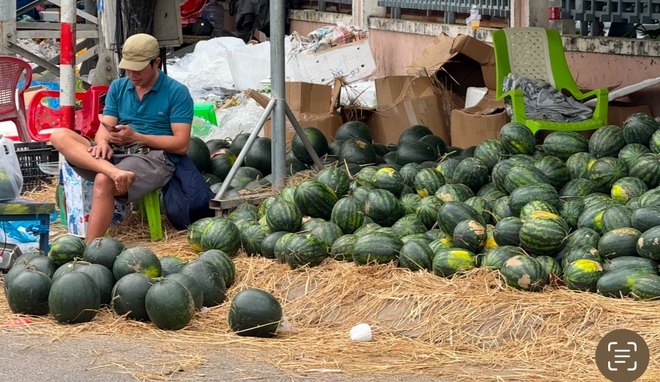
<box><xmin>502</xmin><ymin>73</ymin><xmax>594</xmax><ymax>122</ymax></box>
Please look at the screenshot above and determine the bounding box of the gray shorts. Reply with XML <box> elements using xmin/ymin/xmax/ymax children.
<box><xmin>68</xmin><ymin>146</ymin><xmax>175</xmax><ymax>204</ymax></box>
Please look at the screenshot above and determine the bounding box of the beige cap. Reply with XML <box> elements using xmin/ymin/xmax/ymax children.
<box><xmin>118</xmin><ymin>34</ymin><xmax>160</xmax><ymax>71</ymax></box>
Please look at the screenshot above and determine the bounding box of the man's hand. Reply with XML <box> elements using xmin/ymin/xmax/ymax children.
<box><xmin>108</xmin><ymin>125</ymin><xmax>140</xmax><ymax>146</ymax></box>
<box><xmin>88</xmin><ymin>140</ymin><xmax>113</xmax><ymax>159</ymax></box>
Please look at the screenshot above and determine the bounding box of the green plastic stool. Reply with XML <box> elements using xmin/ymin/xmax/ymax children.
<box><xmin>138</xmin><ymin>189</ymin><xmax>162</xmax><ymax>241</ymax></box>
<box><xmin>193</xmin><ymin>104</ymin><xmax>217</xmax><ymax>125</ymax></box>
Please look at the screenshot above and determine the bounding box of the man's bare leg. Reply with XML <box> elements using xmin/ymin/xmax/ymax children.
<box><xmin>86</xmin><ymin>174</ymin><xmax>117</xmax><ymax>243</ymax></box>
<box><xmin>51</xmin><ymin>129</ymin><xmax>134</xmax><ymax>188</ymax></box>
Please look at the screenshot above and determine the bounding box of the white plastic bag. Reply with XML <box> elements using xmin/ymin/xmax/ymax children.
<box><xmin>0</xmin><ymin>138</ymin><xmax>23</xmax><ymax>201</ymax></box>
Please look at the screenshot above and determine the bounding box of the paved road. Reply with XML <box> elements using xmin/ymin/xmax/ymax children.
<box><xmin>0</xmin><ymin>333</ymin><xmax>448</xmax><ymax>382</ymax></box>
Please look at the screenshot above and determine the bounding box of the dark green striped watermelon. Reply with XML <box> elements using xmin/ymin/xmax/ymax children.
<box><xmin>265</xmin><ymin>200</ymin><xmax>302</xmax><ymax>233</ymax></box>
<box><xmin>610</xmin><ymin>176</ymin><xmax>648</xmax><ymax>204</ymax></box>
<box><xmin>589</xmin><ymin>125</ymin><xmax>626</xmax><ymax>158</ymax></box>
<box><xmin>493</xmin><ymin>217</ymin><xmax>523</xmax><ymax>247</ymax></box>
<box><xmin>561</xmin><ymin>246</ymin><xmax>602</xmax><ymax>269</ymax></box>
<box><xmin>622</xmin><ymin>112</ymin><xmax>658</xmax><ymax>146</ymax></box>
<box><xmin>240</xmin><ymin>224</ymin><xmax>268</xmax><ymax>256</ymax></box>
<box><xmin>598</xmin><ymin>227</ymin><xmax>641</xmax><ymax>259</ymax></box>
<box><xmin>629</xmin><ymin>153</ymin><xmax>660</xmax><ymax>189</ymax></box>
<box><xmin>435</xmin><ymin>158</ymin><xmax>460</xmax><ymax>184</ymax></box>
<box><xmin>437</xmin><ymin>201</ymin><xmax>485</xmax><ymax>237</ymax></box>
<box><xmin>392</xmin><ymin>215</ymin><xmax>427</xmax><ymax>237</ymax></box>
<box><xmin>535</xmin><ymin>255</ymin><xmax>562</xmax><ymax>277</ymax></box>
<box><xmin>452</xmin><ymin>219</ymin><xmax>487</xmax><ymax>254</ymax></box>
<box><xmin>543</xmin><ymin>131</ymin><xmax>589</xmax><ymax>161</ymax></box>
<box><xmin>508</xmin><ymin>183</ymin><xmax>559</xmax><ymax>218</ymax></box>
<box><xmin>330</xmin><ymin>234</ymin><xmax>358</xmax><ymax>261</ymax></box>
<box><xmin>597</xmin><ymin>267</ymin><xmax>657</xmax><ymax>297</ymax></box>
<box><xmin>413</xmin><ymin>168</ymin><xmax>445</xmax><ymax>198</ymax></box>
<box><xmin>535</xmin><ymin>156</ymin><xmax>570</xmax><ymax>190</ymax></box>
<box><xmin>316</xmin><ymin>167</ymin><xmax>351</xmax><ymax>198</ymax></box>
<box><xmin>473</xmin><ymin>139</ymin><xmax>506</xmax><ymax>170</ymax></box>
<box><xmin>331</xmin><ymin>197</ymin><xmax>365</xmax><ymax>234</ymax></box>
<box><xmin>601</xmin><ymin>204</ymin><xmax>633</xmax><ymax>232</ymax></box>
<box><xmin>294</xmin><ymin>180</ymin><xmax>338</xmax><ymax>220</ymax></box>
<box><xmin>273</xmin><ymin>233</ymin><xmax>296</xmax><ymax>263</ymax></box>
<box><xmin>399</xmin><ymin>163</ymin><xmax>424</xmax><ymax>187</ymax></box>
<box><xmin>519</xmin><ymin>212</ymin><xmax>568</xmax><ymax>256</ymax></box>
<box><xmin>559</xmin><ymin>199</ymin><xmax>585</xmax><ymax>230</ymax></box>
<box><xmin>639</xmin><ymin>187</ymin><xmax>660</xmax><ymax>207</ymax></box>
<box><xmin>363</xmin><ymin>189</ymin><xmax>404</xmax><ymax>227</ymax></box>
<box><xmin>632</xmin><ymin>274</ymin><xmax>660</xmax><ymax>300</ymax></box>
<box><xmin>566</xmin><ymin>152</ymin><xmax>596</xmax><ymax>180</ymax></box>
<box><xmin>563</xmin><ymin>259</ymin><xmax>603</xmax><ymax>292</ymax></box>
<box><xmin>500</xmin><ymin>255</ymin><xmax>548</xmax><ymax>291</ymax></box>
<box><xmin>519</xmin><ymin>200</ymin><xmax>558</xmax><ymax>220</ymax></box>
<box><xmin>465</xmin><ymin>196</ymin><xmax>491</xmax><ymax>225</ymax></box>
<box><xmin>309</xmin><ymin>221</ymin><xmax>343</xmax><ymax>253</ymax></box>
<box><xmin>353</xmin><ymin>232</ymin><xmax>403</xmax><ymax>265</ymax></box>
<box><xmin>399</xmin><ymin>240</ymin><xmax>434</xmax><ymax>271</ymax></box>
<box><xmin>577</xmin><ymin>203</ymin><xmax>608</xmax><ymax>235</ymax></box>
<box><xmin>285</xmin><ymin>233</ymin><xmax>328</xmax><ymax>269</ymax></box>
<box><xmin>504</xmin><ymin>165</ymin><xmax>550</xmax><ymax>194</ymax></box>
<box><xmin>353</xmin><ymin>222</ymin><xmax>382</xmax><ymax>237</ymax></box>
<box><xmin>619</xmin><ymin>143</ymin><xmax>651</xmax><ymax>168</ymax></box>
<box><xmin>200</xmin><ymin>218</ymin><xmax>241</xmax><ymax>256</ymax></box>
<box><xmin>632</xmin><ymin>206</ymin><xmax>660</xmax><ymax>232</ymax></box>
<box><xmin>432</xmin><ymin>248</ymin><xmax>477</xmax><ymax>277</ymax></box>
<box><xmin>416</xmin><ymin>196</ymin><xmax>445</xmax><ymax>229</ymax></box>
<box><xmin>452</xmin><ymin>158</ymin><xmax>490</xmax><ymax>193</ymax></box>
<box><xmin>499</xmin><ymin>122</ymin><xmax>536</xmax><ymax>155</ymax></box>
<box><xmin>481</xmin><ymin>246</ymin><xmax>526</xmax><ymax>271</ymax></box>
<box><xmin>587</xmin><ymin>157</ymin><xmax>627</xmax><ymax>193</ymax></box>
<box><xmin>399</xmin><ymin>193</ymin><xmax>422</xmax><ymax>215</ymax></box>
<box><xmin>261</xmin><ymin>231</ymin><xmax>288</xmax><ymax>259</ymax></box>
<box><xmin>602</xmin><ymin>256</ymin><xmax>659</xmax><ymax>274</ymax></box>
<box><xmin>49</xmin><ymin>235</ymin><xmax>86</xmax><ymax>267</ymax></box>
<box><xmin>371</xmin><ymin>167</ymin><xmax>405</xmax><ymax>196</ymax></box>
<box><xmin>636</xmin><ymin>226</ymin><xmax>660</xmax><ymax>260</ymax></box>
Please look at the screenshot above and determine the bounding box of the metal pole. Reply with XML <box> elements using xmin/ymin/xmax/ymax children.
<box><xmin>270</xmin><ymin>0</ymin><xmax>287</xmax><ymax>191</ymax></box>
<box><xmin>0</xmin><ymin>0</ymin><xmax>17</xmax><ymax>55</ymax></box>
<box><xmin>60</xmin><ymin>0</ymin><xmax>77</xmax><ymax>130</ymax></box>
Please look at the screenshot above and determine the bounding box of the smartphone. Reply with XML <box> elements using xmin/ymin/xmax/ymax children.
<box><xmin>101</xmin><ymin>121</ymin><xmax>118</xmax><ymax>132</ymax></box>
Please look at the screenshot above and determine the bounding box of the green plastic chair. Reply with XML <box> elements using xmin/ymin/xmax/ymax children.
<box><xmin>493</xmin><ymin>27</ymin><xmax>609</xmax><ymax>134</ymax></box>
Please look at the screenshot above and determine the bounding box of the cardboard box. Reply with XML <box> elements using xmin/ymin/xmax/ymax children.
<box><xmin>608</xmin><ymin>101</ymin><xmax>652</xmax><ymax>126</ymax></box>
<box><xmin>250</xmin><ymin>81</ymin><xmax>343</xmax><ymax>142</ymax></box>
<box><xmin>287</xmin><ymin>39</ymin><xmax>377</xmax><ymax>85</ymax></box>
<box><xmin>62</xmin><ymin>162</ymin><xmax>130</xmax><ymax>238</ymax></box>
<box><xmin>407</xmin><ymin>33</ymin><xmax>497</xmax><ymax>96</ymax></box>
<box><xmin>450</xmin><ymin>89</ymin><xmax>510</xmax><ymax>148</ymax></box>
<box><xmin>363</xmin><ymin>76</ymin><xmax>451</xmax><ymax>145</ymax></box>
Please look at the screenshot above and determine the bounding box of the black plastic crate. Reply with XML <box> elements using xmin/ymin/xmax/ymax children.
<box><xmin>14</xmin><ymin>142</ymin><xmax>59</xmax><ymax>191</ymax></box>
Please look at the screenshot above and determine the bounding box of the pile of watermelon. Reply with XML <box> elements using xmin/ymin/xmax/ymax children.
<box><xmin>3</xmin><ymin>235</ymin><xmax>252</xmax><ymax>331</ymax></box>
<box><xmin>194</xmin><ymin>113</ymin><xmax>660</xmax><ymax>300</ymax></box>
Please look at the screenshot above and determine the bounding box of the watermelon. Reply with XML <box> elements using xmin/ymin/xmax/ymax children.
<box><xmin>240</xmin><ymin>224</ymin><xmax>268</xmax><ymax>256</ymax></box>
<box><xmin>208</xmin><ymin>150</ymin><xmax>237</xmax><ymax>181</ymax></box>
<box><xmin>293</xmin><ymin>180</ymin><xmax>338</xmax><ymax>220</ymax></box>
<box><xmin>610</xmin><ymin>176</ymin><xmax>648</xmax><ymax>204</ymax></box>
<box><xmin>363</xmin><ymin>189</ymin><xmax>404</xmax><ymax>227</ymax></box>
<box><xmin>353</xmin><ymin>232</ymin><xmax>403</xmax><ymax>265</ymax></box>
<box><xmin>228</xmin><ymin>288</ymin><xmax>283</xmax><ymax>338</ymax></box>
<box><xmin>598</xmin><ymin>227</ymin><xmax>641</xmax><ymax>259</ymax></box>
<box><xmin>493</xmin><ymin>217</ymin><xmax>523</xmax><ymax>247</ymax></box>
<box><xmin>602</xmin><ymin>256</ymin><xmax>659</xmax><ymax>274</ymax></box>
<box><xmin>499</xmin><ymin>255</ymin><xmax>548</xmax><ymax>291</ymax></box>
<box><xmin>335</xmin><ymin>121</ymin><xmax>372</xmax><ymax>143</ymax></box>
<box><xmin>49</xmin><ymin>235</ymin><xmax>86</xmax><ymax>267</ymax></box>
<box><xmin>519</xmin><ymin>200</ymin><xmax>558</xmax><ymax>220</ymax></box>
<box><xmin>622</xmin><ymin>112</ymin><xmax>658</xmax><ymax>146</ymax></box>
<box><xmin>160</xmin><ymin>255</ymin><xmax>187</xmax><ymax>276</ymax></box>
<box><xmin>465</xmin><ymin>196</ymin><xmax>491</xmax><ymax>225</ymax></box>
<box><xmin>561</xmin><ymin>246</ymin><xmax>602</xmax><ymax>269</ymax></box>
<box><xmin>473</xmin><ymin>139</ymin><xmax>506</xmax><ymax>170</ymax></box>
<box><xmin>491</xmin><ymin>196</ymin><xmax>512</xmax><ymax>221</ymax></box>
<box><xmin>111</xmin><ymin>273</ymin><xmax>155</xmax><ymax>321</ymax></box>
<box><xmin>451</xmin><ymin>158</ymin><xmax>489</xmax><ymax>193</ymax></box>
<box><xmin>600</xmin><ymin>204</ymin><xmax>633</xmax><ymax>232</ymax></box>
<box><xmin>187</xmin><ymin>136</ymin><xmax>211</xmax><ymax>173</ymax></box>
<box><xmin>559</xmin><ymin>199</ymin><xmax>585</xmax><ymax>230</ymax></box>
<box><xmin>589</xmin><ymin>125</ymin><xmax>626</xmax><ymax>158</ymax></box>
<box><xmin>265</xmin><ymin>199</ymin><xmax>302</xmax><ymax>233</ymax></box>
<box><xmin>434</xmin><ymin>184</ymin><xmax>475</xmax><ymax>203</ymax></box>
<box><xmin>535</xmin><ymin>255</ymin><xmax>562</xmax><ymax>277</ymax></box>
<box><xmin>481</xmin><ymin>246</ymin><xmax>526</xmax><ymax>271</ymax></box>
<box><xmin>309</xmin><ymin>221</ymin><xmax>343</xmax><ymax>252</ymax></box>
<box><xmin>577</xmin><ymin>203</ymin><xmax>608</xmax><ymax>234</ymax></box>
<box><xmin>619</xmin><ymin>143</ymin><xmax>651</xmax><ymax>168</ymax></box>
<box><xmin>331</xmin><ymin>197</ymin><xmax>365</xmax><ymax>234</ymax></box>
<box><xmin>244</xmin><ymin>137</ymin><xmax>272</xmax><ymax>175</ymax></box>
<box><xmin>639</xmin><ymin>187</ymin><xmax>660</xmax><ymax>207</ymax></box>
<box><xmin>199</xmin><ymin>218</ymin><xmax>242</xmax><ymax>256</ymax></box>
<box><xmin>330</xmin><ymin>234</ymin><xmax>358</xmax><ymax>261</ymax></box>
<box><xmin>566</xmin><ymin>152</ymin><xmax>596</xmax><ymax>180</ymax></box>
<box><xmin>285</xmin><ymin>233</ymin><xmax>328</xmax><ymax>269</ymax></box>
<box><xmin>436</xmin><ymin>158</ymin><xmax>460</xmax><ymax>184</ymax></box>
<box><xmin>587</xmin><ymin>157</ymin><xmax>627</xmax><ymax>193</ymax></box>
<box><xmin>504</xmin><ymin>165</ymin><xmax>550</xmax><ymax>194</ymax></box>
<box><xmin>636</xmin><ymin>226</ymin><xmax>660</xmax><ymax>260</ymax></box>
<box><xmin>399</xmin><ymin>193</ymin><xmax>422</xmax><ymax>215</ymax></box>
<box><xmin>563</xmin><ymin>259</ymin><xmax>604</xmax><ymax>292</ymax></box>
<box><xmin>399</xmin><ymin>240</ymin><xmax>434</xmax><ymax>271</ymax></box>
<box><xmin>629</xmin><ymin>153</ymin><xmax>660</xmax><ymax>189</ymax></box>
<box><xmin>508</xmin><ymin>183</ymin><xmax>559</xmax><ymax>217</ymax></box>
<box><xmin>180</xmin><ymin>260</ymin><xmax>227</xmax><ymax>306</ymax></box>
<box><xmin>597</xmin><ymin>267</ymin><xmax>657</xmax><ymax>297</ymax></box>
<box><xmin>396</xmin><ymin>141</ymin><xmax>438</xmax><ymax>165</ymax></box>
<box><xmin>398</xmin><ymin>125</ymin><xmax>433</xmax><ymax>145</ymax></box>
<box><xmin>292</xmin><ymin>127</ymin><xmax>329</xmax><ymax>165</ymax></box>
<box><xmin>145</xmin><ymin>279</ymin><xmax>195</xmax><ymax>330</ymax></box>
<box><xmin>413</xmin><ymin>168</ymin><xmax>445</xmax><ymax>198</ymax></box>
<box><xmin>399</xmin><ymin>163</ymin><xmax>424</xmax><ymax>187</ymax></box>
<box><xmin>518</xmin><ymin>212</ymin><xmax>568</xmax><ymax>256</ymax></box>
<box><xmin>354</xmin><ymin>222</ymin><xmax>382</xmax><ymax>237</ymax></box>
<box><xmin>543</xmin><ymin>131</ymin><xmax>589</xmax><ymax>161</ymax></box>
<box><xmin>316</xmin><ymin>167</ymin><xmax>351</xmax><ymax>198</ymax></box>
<box><xmin>273</xmin><ymin>233</ymin><xmax>297</xmax><ymax>263</ymax></box>
<box><xmin>432</xmin><ymin>248</ymin><xmax>477</xmax><ymax>277</ymax></box>
<box><xmin>631</xmin><ymin>206</ymin><xmax>660</xmax><ymax>232</ymax></box>
<box><xmin>371</xmin><ymin>167</ymin><xmax>405</xmax><ymax>196</ymax></box>
<box><xmin>437</xmin><ymin>201</ymin><xmax>484</xmax><ymax>237</ymax></box>
<box><xmin>6</xmin><ymin>269</ymin><xmax>52</xmax><ymax>316</ymax></box>
<box><xmin>452</xmin><ymin>219</ymin><xmax>487</xmax><ymax>254</ymax></box>
<box><xmin>499</xmin><ymin>122</ymin><xmax>536</xmax><ymax>155</ymax></box>
<box><xmin>419</xmin><ymin>135</ymin><xmax>448</xmax><ymax>157</ymax></box>
<box><xmin>534</xmin><ymin>156</ymin><xmax>570</xmax><ymax>189</ymax></box>
<box><xmin>392</xmin><ymin>215</ymin><xmax>427</xmax><ymax>237</ymax></box>
<box><xmin>49</xmin><ymin>272</ymin><xmax>100</xmax><ymax>324</ymax></box>
<box><xmin>631</xmin><ymin>274</ymin><xmax>660</xmax><ymax>300</ymax></box>
<box><xmin>113</xmin><ymin>247</ymin><xmax>161</xmax><ymax>280</ymax></box>
<box><xmin>416</xmin><ymin>196</ymin><xmax>445</xmax><ymax>229</ymax></box>
<box><xmin>339</xmin><ymin>138</ymin><xmax>377</xmax><ymax>165</ymax></box>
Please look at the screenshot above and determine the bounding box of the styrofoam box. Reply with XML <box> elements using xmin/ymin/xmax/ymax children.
<box><xmin>39</xmin><ymin>11</ymin><xmax>60</xmax><ymax>22</ymax></box>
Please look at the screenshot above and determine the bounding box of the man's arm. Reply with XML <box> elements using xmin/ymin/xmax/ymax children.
<box><xmin>109</xmin><ymin>123</ymin><xmax>191</xmax><ymax>155</ymax></box>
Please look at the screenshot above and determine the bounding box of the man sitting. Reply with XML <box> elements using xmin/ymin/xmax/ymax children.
<box><xmin>51</xmin><ymin>33</ymin><xmax>194</xmax><ymax>243</ymax></box>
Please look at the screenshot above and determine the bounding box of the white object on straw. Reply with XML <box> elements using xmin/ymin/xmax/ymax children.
<box><xmin>350</xmin><ymin>323</ymin><xmax>372</xmax><ymax>342</ymax></box>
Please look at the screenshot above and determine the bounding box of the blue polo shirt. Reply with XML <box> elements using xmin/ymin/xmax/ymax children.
<box><xmin>103</xmin><ymin>70</ymin><xmax>193</xmax><ymax>158</ymax></box>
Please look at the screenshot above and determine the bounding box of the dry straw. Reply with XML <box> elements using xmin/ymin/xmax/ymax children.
<box><xmin>6</xmin><ymin>180</ymin><xmax>660</xmax><ymax>381</ymax></box>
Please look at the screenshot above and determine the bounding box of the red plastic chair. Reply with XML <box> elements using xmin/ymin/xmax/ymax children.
<box><xmin>26</xmin><ymin>85</ymin><xmax>109</xmax><ymax>141</ymax></box>
<box><xmin>0</xmin><ymin>56</ymin><xmax>32</xmax><ymax>142</ymax></box>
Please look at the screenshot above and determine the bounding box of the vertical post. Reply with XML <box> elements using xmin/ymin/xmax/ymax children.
<box><xmin>60</xmin><ymin>0</ymin><xmax>78</xmax><ymax>130</ymax></box>
<box><xmin>270</xmin><ymin>0</ymin><xmax>287</xmax><ymax>191</ymax></box>
<box><xmin>0</xmin><ymin>0</ymin><xmax>17</xmax><ymax>55</ymax></box>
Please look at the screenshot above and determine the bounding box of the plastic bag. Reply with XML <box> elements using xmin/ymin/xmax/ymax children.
<box><xmin>0</xmin><ymin>138</ymin><xmax>23</xmax><ymax>201</ymax></box>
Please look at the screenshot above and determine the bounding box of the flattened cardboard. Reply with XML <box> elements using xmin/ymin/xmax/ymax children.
<box><xmin>367</xmin><ymin>76</ymin><xmax>451</xmax><ymax>145</ymax></box>
<box><xmin>407</xmin><ymin>33</ymin><xmax>497</xmax><ymax>95</ymax></box>
<box><xmin>249</xmin><ymin>81</ymin><xmax>343</xmax><ymax>142</ymax></box>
